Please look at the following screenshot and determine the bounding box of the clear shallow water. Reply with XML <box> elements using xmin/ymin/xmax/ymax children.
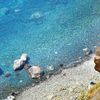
<box><xmin>0</xmin><ymin>0</ymin><xmax>100</xmax><ymax>99</ymax></box>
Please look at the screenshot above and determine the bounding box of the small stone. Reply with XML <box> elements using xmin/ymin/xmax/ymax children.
<box><xmin>83</xmin><ymin>48</ymin><xmax>92</xmax><ymax>56</ymax></box>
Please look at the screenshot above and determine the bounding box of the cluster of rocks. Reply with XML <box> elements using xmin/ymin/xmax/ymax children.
<box><xmin>13</xmin><ymin>53</ymin><xmax>44</xmax><ymax>79</ymax></box>
<box><xmin>94</xmin><ymin>47</ymin><xmax>100</xmax><ymax>72</ymax></box>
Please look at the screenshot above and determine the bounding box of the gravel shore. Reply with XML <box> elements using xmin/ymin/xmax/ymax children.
<box><xmin>16</xmin><ymin>54</ymin><xmax>100</xmax><ymax>100</ymax></box>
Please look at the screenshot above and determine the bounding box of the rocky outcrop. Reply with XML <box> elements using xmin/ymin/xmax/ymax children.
<box><xmin>94</xmin><ymin>47</ymin><xmax>100</xmax><ymax>72</ymax></box>
<box><xmin>28</xmin><ymin>66</ymin><xmax>43</xmax><ymax>79</ymax></box>
<box><xmin>13</xmin><ymin>53</ymin><xmax>29</xmax><ymax>71</ymax></box>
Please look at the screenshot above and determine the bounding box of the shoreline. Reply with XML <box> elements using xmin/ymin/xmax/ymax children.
<box><xmin>1</xmin><ymin>53</ymin><xmax>92</xmax><ymax>100</ymax></box>
<box><xmin>14</xmin><ymin>54</ymin><xmax>100</xmax><ymax>100</ymax></box>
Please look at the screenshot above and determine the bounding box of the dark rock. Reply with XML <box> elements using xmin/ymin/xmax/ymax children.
<box><xmin>83</xmin><ymin>48</ymin><xmax>92</xmax><ymax>56</ymax></box>
<box><xmin>90</xmin><ymin>81</ymin><xmax>96</xmax><ymax>85</ymax></box>
<box><xmin>24</xmin><ymin>64</ymin><xmax>31</xmax><ymax>70</ymax></box>
<box><xmin>11</xmin><ymin>91</ymin><xmax>20</xmax><ymax>96</ymax></box>
<box><xmin>5</xmin><ymin>72</ymin><xmax>11</xmax><ymax>77</ymax></box>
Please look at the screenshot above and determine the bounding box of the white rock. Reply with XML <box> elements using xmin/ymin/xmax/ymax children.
<box><xmin>20</xmin><ymin>53</ymin><xmax>28</xmax><ymax>62</ymax></box>
<box><xmin>7</xmin><ymin>95</ymin><xmax>15</xmax><ymax>100</ymax></box>
<box><xmin>13</xmin><ymin>59</ymin><xmax>25</xmax><ymax>71</ymax></box>
<box><xmin>28</xmin><ymin>66</ymin><xmax>42</xmax><ymax>78</ymax></box>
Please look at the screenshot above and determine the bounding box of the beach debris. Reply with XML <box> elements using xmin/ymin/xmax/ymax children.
<box><xmin>94</xmin><ymin>47</ymin><xmax>100</xmax><ymax>72</ymax></box>
<box><xmin>28</xmin><ymin>66</ymin><xmax>43</xmax><ymax>79</ymax></box>
<box><xmin>13</xmin><ymin>53</ymin><xmax>29</xmax><ymax>71</ymax></box>
<box><xmin>83</xmin><ymin>48</ymin><xmax>92</xmax><ymax>56</ymax></box>
<box><xmin>0</xmin><ymin>67</ymin><xmax>4</xmax><ymax>75</ymax></box>
<box><xmin>4</xmin><ymin>72</ymin><xmax>11</xmax><ymax>77</ymax></box>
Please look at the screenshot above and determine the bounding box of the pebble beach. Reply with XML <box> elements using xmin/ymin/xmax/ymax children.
<box><xmin>15</xmin><ymin>54</ymin><xmax>100</xmax><ymax>100</ymax></box>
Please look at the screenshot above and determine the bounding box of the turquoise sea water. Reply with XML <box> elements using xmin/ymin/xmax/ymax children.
<box><xmin>0</xmin><ymin>0</ymin><xmax>100</xmax><ymax>99</ymax></box>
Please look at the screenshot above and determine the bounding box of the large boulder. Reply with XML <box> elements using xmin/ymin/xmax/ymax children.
<box><xmin>28</xmin><ymin>66</ymin><xmax>43</xmax><ymax>79</ymax></box>
<box><xmin>94</xmin><ymin>47</ymin><xmax>100</xmax><ymax>72</ymax></box>
<box><xmin>13</xmin><ymin>53</ymin><xmax>29</xmax><ymax>71</ymax></box>
<box><xmin>13</xmin><ymin>59</ymin><xmax>25</xmax><ymax>71</ymax></box>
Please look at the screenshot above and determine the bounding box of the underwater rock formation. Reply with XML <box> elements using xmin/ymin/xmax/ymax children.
<box><xmin>29</xmin><ymin>11</ymin><xmax>44</xmax><ymax>24</ymax></box>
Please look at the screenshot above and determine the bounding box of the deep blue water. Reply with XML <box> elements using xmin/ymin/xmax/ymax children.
<box><xmin>0</xmin><ymin>0</ymin><xmax>100</xmax><ymax>99</ymax></box>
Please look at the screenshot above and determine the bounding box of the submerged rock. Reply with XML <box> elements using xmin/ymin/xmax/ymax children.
<box><xmin>28</xmin><ymin>66</ymin><xmax>43</xmax><ymax>79</ymax></box>
<box><xmin>29</xmin><ymin>12</ymin><xmax>43</xmax><ymax>20</ymax></box>
<box><xmin>29</xmin><ymin>11</ymin><xmax>44</xmax><ymax>24</ymax></box>
<box><xmin>83</xmin><ymin>48</ymin><xmax>92</xmax><ymax>56</ymax></box>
